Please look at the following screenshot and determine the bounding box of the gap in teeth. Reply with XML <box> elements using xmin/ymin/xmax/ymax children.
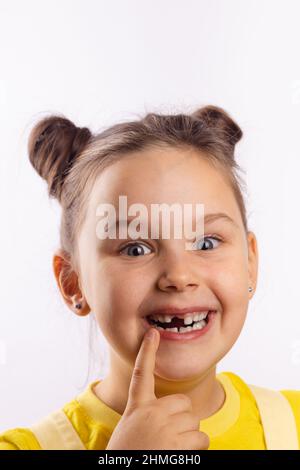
<box><xmin>149</xmin><ymin>311</ymin><xmax>210</xmax><ymax>325</ymax></box>
<box><xmin>147</xmin><ymin>312</ymin><xmax>210</xmax><ymax>333</ymax></box>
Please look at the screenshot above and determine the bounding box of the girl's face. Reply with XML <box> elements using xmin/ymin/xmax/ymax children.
<box><xmin>77</xmin><ymin>146</ymin><xmax>258</xmax><ymax>380</ymax></box>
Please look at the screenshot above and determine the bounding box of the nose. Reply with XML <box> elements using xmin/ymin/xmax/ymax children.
<box><xmin>157</xmin><ymin>254</ymin><xmax>199</xmax><ymax>292</ymax></box>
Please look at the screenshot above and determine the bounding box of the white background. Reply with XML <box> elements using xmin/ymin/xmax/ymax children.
<box><xmin>1</xmin><ymin>0</ymin><xmax>300</xmax><ymax>431</ymax></box>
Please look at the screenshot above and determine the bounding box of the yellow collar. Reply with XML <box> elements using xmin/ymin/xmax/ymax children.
<box><xmin>201</xmin><ymin>372</ymin><xmax>240</xmax><ymax>438</ymax></box>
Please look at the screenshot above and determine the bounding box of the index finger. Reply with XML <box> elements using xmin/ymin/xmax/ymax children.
<box><xmin>126</xmin><ymin>327</ymin><xmax>160</xmax><ymax>410</ymax></box>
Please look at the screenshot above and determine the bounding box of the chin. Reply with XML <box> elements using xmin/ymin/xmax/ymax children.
<box><xmin>154</xmin><ymin>363</ymin><xmax>209</xmax><ymax>382</ymax></box>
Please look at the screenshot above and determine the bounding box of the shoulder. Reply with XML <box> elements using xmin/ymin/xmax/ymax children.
<box><xmin>280</xmin><ymin>388</ymin><xmax>300</xmax><ymax>409</ymax></box>
<box><xmin>220</xmin><ymin>371</ymin><xmax>300</xmax><ymax>441</ymax></box>
<box><xmin>0</xmin><ymin>397</ymin><xmax>84</xmax><ymax>450</ymax></box>
<box><xmin>0</xmin><ymin>398</ymin><xmax>84</xmax><ymax>450</ymax></box>
<box><xmin>280</xmin><ymin>388</ymin><xmax>300</xmax><ymax>437</ymax></box>
<box><xmin>0</xmin><ymin>380</ymin><xmax>110</xmax><ymax>451</ymax></box>
<box><xmin>219</xmin><ymin>370</ymin><xmax>300</xmax><ymax>417</ymax></box>
<box><xmin>0</xmin><ymin>427</ymin><xmax>41</xmax><ymax>450</ymax></box>
<box><xmin>0</xmin><ymin>393</ymin><xmax>111</xmax><ymax>451</ymax></box>
<box><xmin>220</xmin><ymin>371</ymin><xmax>300</xmax><ymax>409</ymax></box>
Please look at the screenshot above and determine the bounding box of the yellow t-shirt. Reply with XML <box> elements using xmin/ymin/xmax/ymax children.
<box><xmin>0</xmin><ymin>371</ymin><xmax>299</xmax><ymax>450</ymax></box>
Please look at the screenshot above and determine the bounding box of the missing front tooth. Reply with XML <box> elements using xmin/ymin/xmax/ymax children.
<box><xmin>146</xmin><ymin>316</ymin><xmax>197</xmax><ymax>329</ymax></box>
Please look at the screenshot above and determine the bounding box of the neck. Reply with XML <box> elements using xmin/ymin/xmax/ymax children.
<box><xmin>93</xmin><ymin>348</ymin><xmax>225</xmax><ymax>420</ymax></box>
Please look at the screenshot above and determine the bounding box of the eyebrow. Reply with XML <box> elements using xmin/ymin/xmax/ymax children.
<box><xmin>204</xmin><ymin>212</ymin><xmax>238</xmax><ymax>227</ymax></box>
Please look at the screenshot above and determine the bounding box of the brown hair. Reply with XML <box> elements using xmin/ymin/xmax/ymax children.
<box><xmin>28</xmin><ymin>105</ymin><xmax>247</xmax><ymax>275</ymax></box>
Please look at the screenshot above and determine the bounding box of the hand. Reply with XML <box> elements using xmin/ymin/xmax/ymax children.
<box><xmin>106</xmin><ymin>328</ymin><xmax>210</xmax><ymax>450</ymax></box>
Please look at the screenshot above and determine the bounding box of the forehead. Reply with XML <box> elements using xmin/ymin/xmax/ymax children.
<box><xmin>86</xmin><ymin>146</ymin><xmax>243</xmax><ymax>227</ymax></box>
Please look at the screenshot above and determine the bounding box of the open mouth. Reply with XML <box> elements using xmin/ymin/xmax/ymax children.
<box><xmin>145</xmin><ymin>311</ymin><xmax>216</xmax><ymax>335</ymax></box>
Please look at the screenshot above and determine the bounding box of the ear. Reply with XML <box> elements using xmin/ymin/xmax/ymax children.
<box><xmin>52</xmin><ymin>249</ymin><xmax>90</xmax><ymax>316</ymax></box>
<box><xmin>246</xmin><ymin>231</ymin><xmax>259</xmax><ymax>297</ymax></box>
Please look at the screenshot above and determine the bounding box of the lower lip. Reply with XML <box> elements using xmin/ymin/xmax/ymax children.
<box><xmin>143</xmin><ymin>311</ymin><xmax>217</xmax><ymax>341</ymax></box>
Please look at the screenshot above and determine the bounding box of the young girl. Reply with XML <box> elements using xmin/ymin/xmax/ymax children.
<box><xmin>0</xmin><ymin>106</ymin><xmax>299</xmax><ymax>450</ymax></box>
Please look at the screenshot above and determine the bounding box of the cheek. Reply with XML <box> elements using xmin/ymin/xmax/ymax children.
<box><xmin>93</xmin><ymin>263</ymin><xmax>152</xmax><ymax>320</ymax></box>
<box><xmin>90</xmin><ymin>265</ymin><xmax>153</xmax><ymax>361</ymax></box>
<box><xmin>210</xmin><ymin>257</ymin><xmax>249</xmax><ymax>330</ymax></box>
<box><xmin>111</xmin><ymin>280</ymin><xmax>145</xmax><ymax>312</ymax></box>
<box><xmin>210</xmin><ymin>249</ymin><xmax>249</xmax><ymax>297</ymax></box>
<box><xmin>215</xmin><ymin>268</ymin><xmax>248</xmax><ymax>302</ymax></box>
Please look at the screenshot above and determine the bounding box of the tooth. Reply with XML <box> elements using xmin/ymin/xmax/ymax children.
<box><xmin>183</xmin><ymin>315</ymin><xmax>193</xmax><ymax>325</ymax></box>
<box><xmin>179</xmin><ymin>326</ymin><xmax>193</xmax><ymax>333</ymax></box>
<box><xmin>198</xmin><ymin>311</ymin><xmax>208</xmax><ymax>321</ymax></box>
<box><xmin>179</xmin><ymin>326</ymin><xmax>191</xmax><ymax>333</ymax></box>
<box><xmin>163</xmin><ymin>315</ymin><xmax>172</xmax><ymax>323</ymax></box>
<box><xmin>165</xmin><ymin>327</ymin><xmax>178</xmax><ymax>332</ymax></box>
<box><xmin>158</xmin><ymin>315</ymin><xmax>165</xmax><ymax>323</ymax></box>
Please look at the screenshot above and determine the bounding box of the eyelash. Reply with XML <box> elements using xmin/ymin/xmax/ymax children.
<box><xmin>119</xmin><ymin>235</ymin><xmax>223</xmax><ymax>256</ymax></box>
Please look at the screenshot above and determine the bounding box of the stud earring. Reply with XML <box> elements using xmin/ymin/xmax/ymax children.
<box><xmin>248</xmin><ymin>286</ymin><xmax>253</xmax><ymax>293</ymax></box>
<box><xmin>75</xmin><ymin>302</ymin><xmax>82</xmax><ymax>310</ymax></box>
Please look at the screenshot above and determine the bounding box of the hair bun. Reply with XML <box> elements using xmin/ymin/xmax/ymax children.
<box><xmin>28</xmin><ymin>115</ymin><xmax>92</xmax><ymax>202</ymax></box>
<box><xmin>191</xmin><ymin>105</ymin><xmax>242</xmax><ymax>149</ymax></box>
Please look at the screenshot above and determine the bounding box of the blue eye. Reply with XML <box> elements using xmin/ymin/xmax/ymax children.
<box><xmin>196</xmin><ymin>236</ymin><xmax>222</xmax><ymax>251</ymax></box>
<box><xmin>120</xmin><ymin>243</ymin><xmax>152</xmax><ymax>257</ymax></box>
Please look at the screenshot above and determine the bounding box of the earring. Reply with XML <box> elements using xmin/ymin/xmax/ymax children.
<box><xmin>248</xmin><ymin>286</ymin><xmax>253</xmax><ymax>293</ymax></box>
<box><xmin>75</xmin><ymin>302</ymin><xmax>82</xmax><ymax>310</ymax></box>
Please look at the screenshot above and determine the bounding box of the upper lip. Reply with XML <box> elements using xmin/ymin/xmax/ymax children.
<box><xmin>146</xmin><ymin>305</ymin><xmax>218</xmax><ymax>319</ymax></box>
